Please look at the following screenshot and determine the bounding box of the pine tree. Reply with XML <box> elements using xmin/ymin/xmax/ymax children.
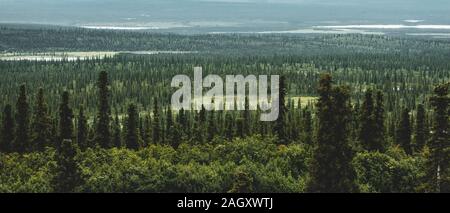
<box><xmin>307</xmin><ymin>74</ymin><xmax>358</xmax><ymax>193</ymax></box>
<box><xmin>236</xmin><ymin>117</ymin><xmax>244</xmax><ymax>138</ymax></box>
<box><xmin>15</xmin><ymin>84</ymin><xmax>30</xmax><ymax>153</ymax></box>
<box><xmin>96</xmin><ymin>71</ymin><xmax>111</xmax><ymax>148</ymax></box>
<box><xmin>112</xmin><ymin>111</ymin><xmax>122</xmax><ymax>148</ymax></box>
<box><xmin>31</xmin><ymin>88</ymin><xmax>53</xmax><ymax>151</ymax></box>
<box><xmin>59</xmin><ymin>91</ymin><xmax>74</xmax><ymax>145</ymax></box>
<box><xmin>177</xmin><ymin>108</ymin><xmax>187</xmax><ymax>138</ymax></box>
<box><xmin>396</xmin><ymin>107</ymin><xmax>412</xmax><ymax>155</ymax></box>
<box><xmin>165</xmin><ymin>106</ymin><xmax>174</xmax><ymax>144</ymax></box>
<box><xmin>169</xmin><ymin>107</ymin><xmax>182</xmax><ymax>148</ymax></box>
<box><xmin>77</xmin><ymin>107</ymin><xmax>88</xmax><ymax>150</ymax></box>
<box><xmin>143</xmin><ymin>115</ymin><xmax>152</xmax><ymax>146</ymax></box>
<box><xmin>426</xmin><ymin>83</ymin><xmax>449</xmax><ymax>192</ymax></box>
<box><xmin>53</xmin><ymin>139</ymin><xmax>82</xmax><ymax>193</ymax></box>
<box><xmin>1</xmin><ymin>104</ymin><xmax>15</xmax><ymax>153</ymax></box>
<box><xmin>125</xmin><ymin>103</ymin><xmax>140</xmax><ymax>149</ymax></box>
<box><xmin>414</xmin><ymin>103</ymin><xmax>427</xmax><ymax>151</ymax></box>
<box><xmin>301</xmin><ymin>107</ymin><xmax>313</xmax><ymax>145</ymax></box>
<box><xmin>192</xmin><ymin>105</ymin><xmax>206</xmax><ymax>143</ymax></box>
<box><xmin>49</xmin><ymin>115</ymin><xmax>58</xmax><ymax>147</ymax></box>
<box><xmin>224</xmin><ymin>113</ymin><xmax>234</xmax><ymax>141</ymax></box>
<box><xmin>358</xmin><ymin>89</ymin><xmax>377</xmax><ymax>151</ymax></box>
<box><xmin>274</xmin><ymin>75</ymin><xmax>287</xmax><ymax>144</ymax></box>
<box><xmin>242</xmin><ymin>96</ymin><xmax>251</xmax><ymax>137</ymax></box>
<box><xmin>373</xmin><ymin>91</ymin><xmax>386</xmax><ymax>151</ymax></box>
<box><xmin>152</xmin><ymin>99</ymin><xmax>161</xmax><ymax>144</ymax></box>
<box><xmin>207</xmin><ymin>110</ymin><xmax>217</xmax><ymax>141</ymax></box>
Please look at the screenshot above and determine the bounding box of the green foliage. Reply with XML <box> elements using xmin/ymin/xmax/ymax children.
<box><xmin>353</xmin><ymin>148</ymin><xmax>426</xmax><ymax>193</ymax></box>
<box><xmin>0</xmin><ymin>136</ymin><xmax>310</xmax><ymax>192</ymax></box>
<box><xmin>0</xmin><ymin>148</ymin><xmax>57</xmax><ymax>192</ymax></box>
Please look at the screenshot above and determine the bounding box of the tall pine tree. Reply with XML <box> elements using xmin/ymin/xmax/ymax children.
<box><xmin>31</xmin><ymin>88</ymin><xmax>52</xmax><ymax>151</ymax></box>
<box><xmin>426</xmin><ymin>83</ymin><xmax>449</xmax><ymax>192</ymax></box>
<box><xmin>112</xmin><ymin>110</ymin><xmax>122</xmax><ymax>148</ymax></box>
<box><xmin>152</xmin><ymin>99</ymin><xmax>161</xmax><ymax>144</ymax></box>
<box><xmin>15</xmin><ymin>84</ymin><xmax>30</xmax><ymax>153</ymax></box>
<box><xmin>396</xmin><ymin>107</ymin><xmax>412</xmax><ymax>155</ymax></box>
<box><xmin>414</xmin><ymin>103</ymin><xmax>427</xmax><ymax>151</ymax></box>
<box><xmin>358</xmin><ymin>89</ymin><xmax>378</xmax><ymax>151</ymax></box>
<box><xmin>1</xmin><ymin>104</ymin><xmax>15</xmax><ymax>153</ymax></box>
<box><xmin>125</xmin><ymin>103</ymin><xmax>141</xmax><ymax>149</ymax></box>
<box><xmin>53</xmin><ymin>139</ymin><xmax>82</xmax><ymax>193</ymax></box>
<box><xmin>96</xmin><ymin>71</ymin><xmax>111</xmax><ymax>148</ymax></box>
<box><xmin>59</xmin><ymin>91</ymin><xmax>74</xmax><ymax>144</ymax></box>
<box><xmin>224</xmin><ymin>113</ymin><xmax>234</xmax><ymax>141</ymax></box>
<box><xmin>307</xmin><ymin>74</ymin><xmax>358</xmax><ymax>193</ymax></box>
<box><xmin>274</xmin><ymin>75</ymin><xmax>287</xmax><ymax>144</ymax></box>
<box><xmin>373</xmin><ymin>91</ymin><xmax>386</xmax><ymax>151</ymax></box>
<box><xmin>77</xmin><ymin>106</ymin><xmax>88</xmax><ymax>150</ymax></box>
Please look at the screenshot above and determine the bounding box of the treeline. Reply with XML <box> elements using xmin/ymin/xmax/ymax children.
<box><xmin>2</xmin><ymin>25</ymin><xmax>450</xmax><ymax>56</ymax></box>
<box><xmin>0</xmin><ymin>71</ymin><xmax>448</xmax><ymax>192</ymax></box>
<box><xmin>0</xmin><ymin>53</ymin><xmax>448</xmax><ymax>116</ymax></box>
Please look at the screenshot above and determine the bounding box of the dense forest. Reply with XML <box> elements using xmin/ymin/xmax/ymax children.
<box><xmin>0</xmin><ymin>26</ymin><xmax>449</xmax><ymax>193</ymax></box>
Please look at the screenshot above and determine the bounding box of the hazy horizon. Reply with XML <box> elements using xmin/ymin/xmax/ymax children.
<box><xmin>1</xmin><ymin>0</ymin><xmax>450</xmax><ymax>33</ymax></box>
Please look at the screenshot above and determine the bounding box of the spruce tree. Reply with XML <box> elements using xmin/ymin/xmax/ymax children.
<box><xmin>31</xmin><ymin>88</ymin><xmax>52</xmax><ymax>151</ymax></box>
<box><xmin>192</xmin><ymin>105</ymin><xmax>206</xmax><ymax>143</ymax></box>
<box><xmin>274</xmin><ymin>75</ymin><xmax>287</xmax><ymax>144</ymax></box>
<box><xmin>307</xmin><ymin>74</ymin><xmax>358</xmax><ymax>193</ymax></box>
<box><xmin>165</xmin><ymin>106</ymin><xmax>174</xmax><ymax>144</ymax></box>
<box><xmin>112</xmin><ymin>111</ymin><xmax>122</xmax><ymax>148</ymax></box>
<box><xmin>373</xmin><ymin>91</ymin><xmax>386</xmax><ymax>151</ymax></box>
<box><xmin>177</xmin><ymin>108</ymin><xmax>187</xmax><ymax>138</ymax></box>
<box><xmin>302</xmin><ymin>107</ymin><xmax>313</xmax><ymax>145</ymax></box>
<box><xmin>169</xmin><ymin>107</ymin><xmax>182</xmax><ymax>147</ymax></box>
<box><xmin>77</xmin><ymin>107</ymin><xmax>88</xmax><ymax>150</ymax></box>
<box><xmin>152</xmin><ymin>99</ymin><xmax>161</xmax><ymax>144</ymax></box>
<box><xmin>96</xmin><ymin>71</ymin><xmax>111</xmax><ymax>148</ymax></box>
<box><xmin>15</xmin><ymin>84</ymin><xmax>30</xmax><ymax>153</ymax></box>
<box><xmin>414</xmin><ymin>103</ymin><xmax>427</xmax><ymax>151</ymax></box>
<box><xmin>143</xmin><ymin>115</ymin><xmax>152</xmax><ymax>146</ymax></box>
<box><xmin>426</xmin><ymin>83</ymin><xmax>449</xmax><ymax>192</ymax></box>
<box><xmin>125</xmin><ymin>103</ymin><xmax>140</xmax><ymax>149</ymax></box>
<box><xmin>224</xmin><ymin>113</ymin><xmax>234</xmax><ymax>141</ymax></box>
<box><xmin>59</xmin><ymin>91</ymin><xmax>74</xmax><ymax>144</ymax></box>
<box><xmin>242</xmin><ymin>96</ymin><xmax>251</xmax><ymax>137</ymax></box>
<box><xmin>207</xmin><ymin>110</ymin><xmax>217</xmax><ymax>141</ymax></box>
<box><xmin>236</xmin><ymin>117</ymin><xmax>244</xmax><ymax>138</ymax></box>
<box><xmin>397</xmin><ymin>107</ymin><xmax>412</xmax><ymax>155</ymax></box>
<box><xmin>1</xmin><ymin>104</ymin><xmax>15</xmax><ymax>153</ymax></box>
<box><xmin>358</xmin><ymin>89</ymin><xmax>377</xmax><ymax>151</ymax></box>
<box><xmin>54</xmin><ymin>139</ymin><xmax>82</xmax><ymax>193</ymax></box>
